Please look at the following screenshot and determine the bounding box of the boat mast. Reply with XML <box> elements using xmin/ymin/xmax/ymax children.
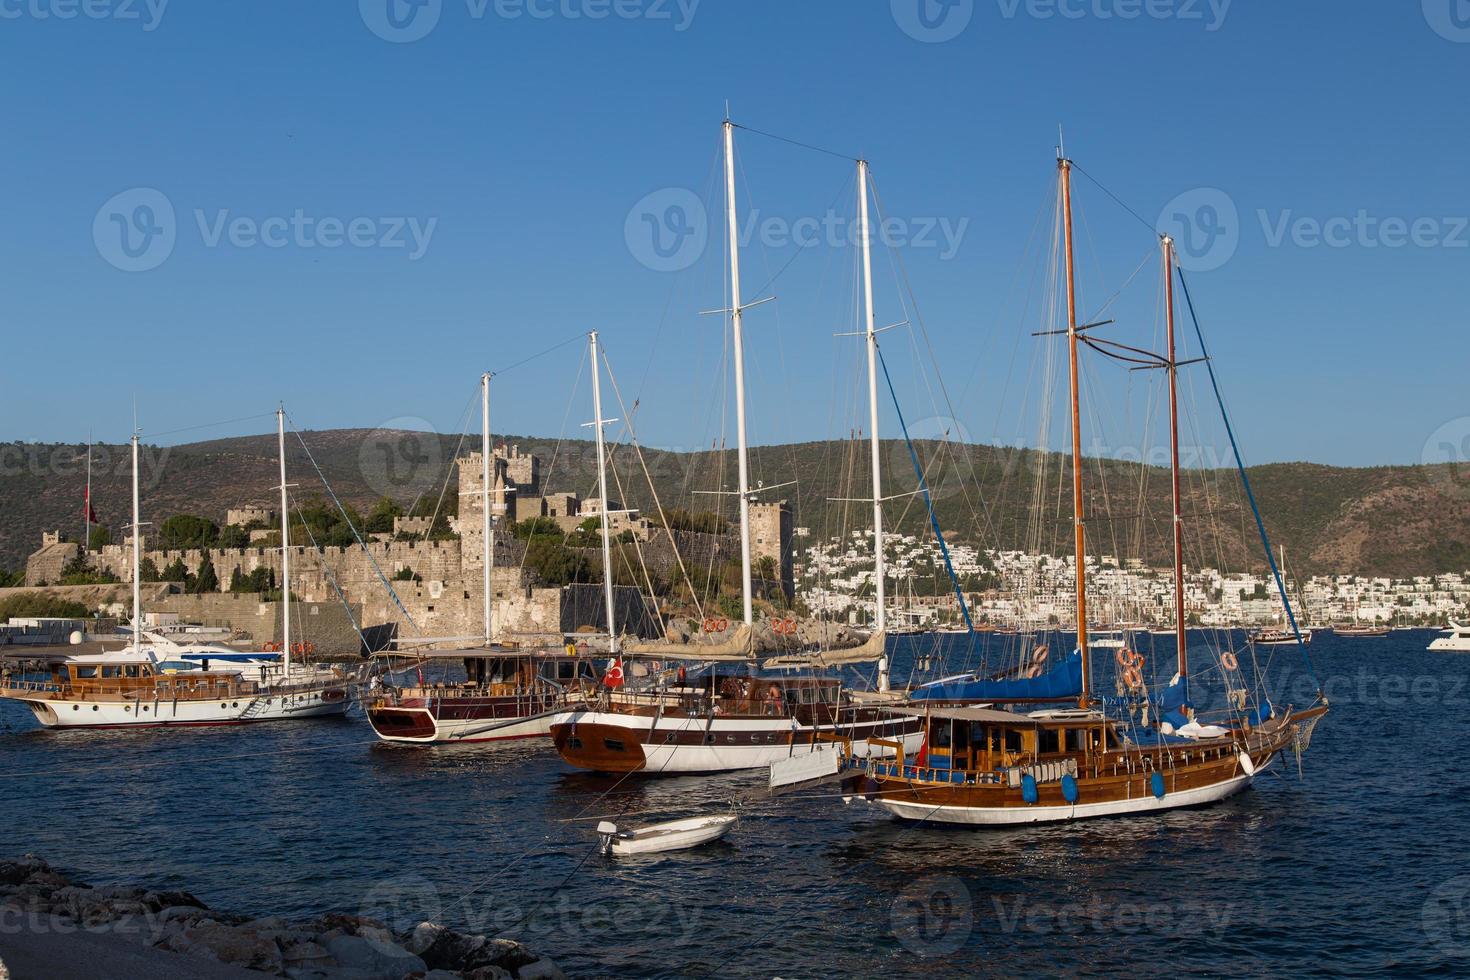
<box><xmin>277</xmin><ymin>408</ymin><xmax>292</xmax><ymax>677</ymax></box>
<box><xmin>481</xmin><ymin>372</ymin><xmax>493</xmax><ymax>646</ymax></box>
<box><xmin>130</xmin><ymin>432</ymin><xmax>141</xmax><ymax>653</ymax></box>
<box><xmin>1164</xmin><ymin>236</ymin><xmax>1187</xmax><ymax>680</ymax></box>
<box><xmin>589</xmin><ymin>331</ymin><xmax>618</xmax><ymax>654</ymax></box>
<box><xmin>858</xmin><ymin>159</ymin><xmax>889</xmax><ymax>691</ymax></box>
<box><xmin>1060</xmin><ymin>156</ymin><xmax>1089</xmax><ymax>707</ymax></box>
<box><xmin>83</xmin><ymin>438</ymin><xmax>91</xmax><ymax>558</ymax></box>
<box><xmin>723</xmin><ymin>118</ymin><xmax>754</xmax><ymax>627</ymax></box>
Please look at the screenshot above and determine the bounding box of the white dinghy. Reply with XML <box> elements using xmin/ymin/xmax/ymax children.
<box><xmin>596</xmin><ymin>814</ymin><xmax>737</xmax><ymax>857</ymax></box>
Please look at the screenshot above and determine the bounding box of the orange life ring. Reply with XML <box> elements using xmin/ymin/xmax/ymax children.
<box><xmin>714</xmin><ymin>617</ymin><xmax>729</xmax><ymax>632</ymax></box>
<box><xmin>264</xmin><ymin>642</ymin><xmax>278</xmax><ymax>653</ymax></box>
<box><xmin>1029</xmin><ymin>644</ymin><xmax>1049</xmax><ymax>667</ymax></box>
<box><xmin>1221</xmin><ymin>651</ymin><xmax>1239</xmax><ymax>671</ymax></box>
<box><xmin>1126</xmin><ymin>649</ymin><xmax>1144</xmax><ymax>670</ymax></box>
<box><xmin>1114</xmin><ymin>647</ymin><xmax>1129</xmax><ymax>667</ymax></box>
<box><xmin>1122</xmin><ymin>664</ymin><xmax>1143</xmax><ymax>689</ymax></box>
<box><xmin>291</xmin><ymin>642</ymin><xmax>305</xmax><ymax>656</ymax></box>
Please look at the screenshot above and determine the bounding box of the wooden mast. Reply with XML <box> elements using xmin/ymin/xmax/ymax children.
<box><xmin>1060</xmin><ymin>157</ymin><xmax>1089</xmax><ymax>707</ymax></box>
<box><xmin>1164</xmin><ymin>236</ymin><xmax>1188</xmax><ymax>680</ymax></box>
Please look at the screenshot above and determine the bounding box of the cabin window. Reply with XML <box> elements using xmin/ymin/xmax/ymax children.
<box><xmin>603</xmin><ymin>738</ymin><xmax>625</xmax><ymax>752</ymax></box>
<box><xmin>101</xmin><ymin>666</ymin><xmax>120</xmax><ymax>678</ymax></box>
<box><xmin>74</xmin><ymin>666</ymin><xmax>98</xmax><ymax>679</ymax></box>
<box><xmin>123</xmin><ymin>665</ymin><xmax>140</xmax><ymax>678</ymax></box>
<box><xmin>1003</xmin><ymin>729</ymin><xmax>1023</xmax><ymax>753</ymax></box>
<box><xmin>933</xmin><ymin>723</ymin><xmax>953</xmax><ymax>750</ymax></box>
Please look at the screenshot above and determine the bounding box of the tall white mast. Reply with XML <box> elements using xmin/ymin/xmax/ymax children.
<box><xmin>589</xmin><ymin>331</ymin><xmax>618</xmax><ymax>654</ymax></box>
<box><xmin>723</xmin><ymin>118</ymin><xmax>754</xmax><ymax>627</ymax></box>
<box><xmin>277</xmin><ymin>408</ymin><xmax>292</xmax><ymax>677</ymax></box>
<box><xmin>130</xmin><ymin>433</ymin><xmax>141</xmax><ymax>653</ymax></box>
<box><xmin>83</xmin><ymin>438</ymin><xmax>91</xmax><ymax>557</ymax></box>
<box><xmin>858</xmin><ymin>159</ymin><xmax>889</xmax><ymax>691</ymax></box>
<box><xmin>481</xmin><ymin>372</ymin><xmax>493</xmax><ymax>646</ymax></box>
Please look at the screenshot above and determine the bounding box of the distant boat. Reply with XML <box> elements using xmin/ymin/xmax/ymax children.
<box><xmin>1253</xmin><ymin>626</ymin><xmax>1312</xmax><ymax>646</ymax></box>
<box><xmin>597</xmin><ymin>813</ymin><xmax>737</xmax><ymax>856</ymax></box>
<box><xmin>1429</xmin><ymin>621</ymin><xmax>1470</xmax><ymax>652</ymax></box>
<box><xmin>1331</xmin><ymin>624</ymin><xmax>1390</xmax><ymax>638</ymax></box>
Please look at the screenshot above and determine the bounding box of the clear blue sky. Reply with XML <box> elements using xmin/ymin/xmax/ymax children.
<box><xmin>2</xmin><ymin>1</ymin><xmax>1465</xmax><ymax>468</ymax></box>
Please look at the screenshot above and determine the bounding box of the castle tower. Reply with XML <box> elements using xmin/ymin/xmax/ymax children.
<box><xmin>749</xmin><ymin>499</ymin><xmax>794</xmax><ymax>602</ymax></box>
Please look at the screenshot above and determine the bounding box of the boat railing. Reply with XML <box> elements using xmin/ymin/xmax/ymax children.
<box><xmin>0</xmin><ymin>677</ymin><xmax>62</xmax><ymax>694</ymax></box>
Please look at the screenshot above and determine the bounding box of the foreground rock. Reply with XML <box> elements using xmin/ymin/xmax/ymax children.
<box><xmin>0</xmin><ymin>856</ymin><xmax>568</xmax><ymax>980</ymax></box>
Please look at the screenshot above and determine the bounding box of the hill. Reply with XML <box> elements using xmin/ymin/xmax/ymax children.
<box><xmin>3</xmin><ymin>430</ymin><xmax>1467</xmax><ymax>579</ymax></box>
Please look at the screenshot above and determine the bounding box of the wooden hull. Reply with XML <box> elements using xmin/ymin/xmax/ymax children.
<box><xmin>550</xmin><ymin>709</ymin><xmax>922</xmax><ymax>774</ymax></box>
<box><xmin>848</xmin><ymin>707</ymin><xmax>1325</xmax><ymax>827</ymax></box>
<box><xmin>365</xmin><ymin>700</ymin><xmax>561</xmax><ymax>744</ymax></box>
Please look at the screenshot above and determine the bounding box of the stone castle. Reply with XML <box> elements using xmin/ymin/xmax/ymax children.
<box><xmin>25</xmin><ymin>445</ymin><xmax>793</xmax><ymax>651</ymax></box>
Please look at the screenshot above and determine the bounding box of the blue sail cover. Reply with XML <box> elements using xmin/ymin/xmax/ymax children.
<box><xmin>1159</xmin><ymin>674</ymin><xmax>1193</xmax><ymax>729</ymax></box>
<box><xmin>911</xmin><ymin>651</ymin><xmax>1083</xmax><ymax>702</ymax></box>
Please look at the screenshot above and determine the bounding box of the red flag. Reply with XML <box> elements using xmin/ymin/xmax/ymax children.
<box><xmin>913</xmin><ymin>734</ymin><xmax>929</xmax><ymax>769</ymax></box>
<box><xmin>84</xmin><ymin>488</ymin><xmax>100</xmax><ymax>525</ymax></box>
<box><xmin>602</xmin><ymin>657</ymin><xmax>625</xmax><ymax>689</ymax></box>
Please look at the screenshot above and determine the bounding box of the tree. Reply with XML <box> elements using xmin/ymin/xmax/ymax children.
<box><xmin>161</xmin><ymin>558</ymin><xmax>189</xmax><ymax>583</ymax></box>
<box><xmin>511</xmin><ymin>516</ymin><xmax>562</xmax><ymax>539</ymax></box>
<box><xmin>193</xmin><ymin>558</ymin><xmax>219</xmax><ymax>594</ymax></box>
<box><xmin>364</xmin><ymin>497</ymin><xmax>405</xmax><ymax>534</ymax></box>
<box><xmin>88</xmin><ymin>526</ymin><xmax>112</xmax><ymax>549</ymax></box>
<box><xmin>0</xmin><ymin>592</ymin><xmax>90</xmax><ymax>620</ymax></box>
<box><xmin>138</xmin><ymin>558</ymin><xmax>160</xmax><ymax>582</ymax></box>
<box><xmin>58</xmin><ymin>556</ymin><xmax>120</xmax><ymax>586</ymax></box>
<box><xmin>158</xmin><ymin>515</ymin><xmax>220</xmax><ymax>550</ymax></box>
<box><xmin>0</xmin><ymin>570</ymin><xmax>23</xmax><ymax>588</ymax></box>
<box><xmin>217</xmin><ymin>524</ymin><xmax>252</xmax><ymax>549</ymax></box>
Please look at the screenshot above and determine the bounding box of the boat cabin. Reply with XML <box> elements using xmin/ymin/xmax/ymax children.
<box><xmin>897</xmin><ymin>706</ymin><xmax>1115</xmax><ymax>773</ymax></box>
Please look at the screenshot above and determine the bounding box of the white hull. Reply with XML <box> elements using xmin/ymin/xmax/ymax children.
<box><xmin>555</xmin><ymin>709</ymin><xmax>922</xmax><ymax>773</ymax></box>
<box><xmin>870</xmin><ymin>769</ymin><xmax>1259</xmax><ymax>826</ymax></box>
<box><xmin>378</xmin><ymin>708</ymin><xmax>560</xmax><ymax>744</ymax></box>
<box><xmin>601</xmin><ymin>814</ymin><xmax>737</xmax><ymax>855</ymax></box>
<box><xmin>1429</xmin><ymin>639</ymin><xmax>1470</xmax><ymax>652</ymax></box>
<box><xmin>13</xmin><ymin>688</ymin><xmax>350</xmax><ymax>729</ymax></box>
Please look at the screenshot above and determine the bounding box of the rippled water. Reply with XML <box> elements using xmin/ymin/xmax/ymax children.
<box><xmin>3</xmin><ymin>631</ymin><xmax>1467</xmax><ymax>977</ymax></box>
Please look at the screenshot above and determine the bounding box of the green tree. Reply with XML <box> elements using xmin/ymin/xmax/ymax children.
<box><xmin>0</xmin><ymin>592</ymin><xmax>90</xmax><ymax>619</ymax></box>
<box><xmin>193</xmin><ymin>558</ymin><xmax>219</xmax><ymax>594</ymax></box>
<box><xmin>138</xmin><ymin>558</ymin><xmax>160</xmax><ymax>582</ymax></box>
<box><xmin>88</xmin><ymin>526</ymin><xmax>112</xmax><ymax>549</ymax></box>
<box><xmin>161</xmin><ymin>558</ymin><xmax>189</xmax><ymax>583</ymax></box>
<box><xmin>364</xmin><ymin>497</ymin><xmax>405</xmax><ymax>534</ymax></box>
<box><xmin>158</xmin><ymin>515</ymin><xmax>220</xmax><ymax>549</ymax></box>
<box><xmin>0</xmin><ymin>570</ymin><xmax>24</xmax><ymax>588</ymax></box>
<box><xmin>217</xmin><ymin>524</ymin><xmax>252</xmax><ymax>549</ymax></box>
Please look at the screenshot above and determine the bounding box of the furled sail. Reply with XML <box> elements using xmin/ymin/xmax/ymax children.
<box><xmin>623</xmin><ymin>624</ymin><xmax>753</xmax><ymax>663</ymax></box>
<box><xmin>761</xmin><ymin>630</ymin><xmax>887</xmax><ymax>669</ymax></box>
<box><xmin>909</xmin><ymin>651</ymin><xmax>1083</xmax><ymax>702</ymax></box>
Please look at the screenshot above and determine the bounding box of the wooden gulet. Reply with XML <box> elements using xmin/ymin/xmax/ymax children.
<box><xmin>826</xmin><ymin>157</ymin><xmax>1329</xmax><ymax>825</ymax></box>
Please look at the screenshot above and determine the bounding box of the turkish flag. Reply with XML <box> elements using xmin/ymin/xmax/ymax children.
<box><xmin>85</xmin><ymin>489</ymin><xmax>100</xmax><ymax>525</ymax></box>
<box><xmin>913</xmin><ymin>734</ymin><xmax>929</xmax><ymax>769</ymax></box>
<box><xmin>603</xmin><ymin>658</ymin><xmax>625</xmax><ymax>689</ymax></box>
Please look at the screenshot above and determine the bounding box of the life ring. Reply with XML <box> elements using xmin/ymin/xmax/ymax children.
<box><xmin>1122</xmin><ymin>664</ymin><xmax>1143</xmax><ymax>689</ymax></box>
<box><xmin>783</xmin><ymin>618</ymin><xmax>797</xmax><ymax>634</ymax></box>
<box><xmin>291</xmin><ymin>642</ymin><xmax>307</xmax><ymax>656</ymax></box>
<box><xmin>1114</xmin><ymin>647</ymin><xmax>1129</xmax><ymax>667</ymax></box>
<box><xmin>303</xmin><ymin>641</ymin><xmax>315</xmax><ymax>656</ymax></box>
<box><xmin>264</xmin><ymin>642</ymin><xmax>278</xmax><ymax>653</ymax></box>
<box><xmin>714</xmin><ymin>617</ymin><xmax>729</xmax><ymax>632</ymax></box>
<box><xmin>1029</xmin><ymin>644</ymin><xmax>1049</xmax><ymax>668</ymax></box>
<box><xmin>702</xmin><ymin>618</ymin><xmax>718</xmax><ymax>632</ymax></box>
<box><xmin>1221</xmin><ymin>651</ymin><xmax>1239</xmax><ymax>671</ymax></box>
<box><xmin>1123</xmin><ymin>648</ymin><xmax>1144</xmax><ymax>670</ymax></box>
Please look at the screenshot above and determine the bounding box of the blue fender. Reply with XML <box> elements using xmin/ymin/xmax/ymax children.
<box><xmin>1021</xmin><ymin>773</ymin><xmax>1038</xmax><ymax>804</ymax></box>
<box><xmin>1151</xmin><ymin>771</ymin><xmax>1166</xmax><ymax>799</ymax></box>
<box><xmin>1061</xmin><ymin>774</ymin><xmax>1078</xmax><ymax>804</ymax></box>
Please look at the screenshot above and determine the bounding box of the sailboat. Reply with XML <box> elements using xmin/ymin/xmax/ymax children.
<box><xmin>0</xmin><ymin>413</ymin><xmax>355</xmax><ymax>728</ymax></box>
<box><xmin>1331</xmin><ymin>591</ymin><xmax>1389</xmax><ymax>637</ymax></box>
<box><xmin>365</xmin><ymin>373</ymin><xmax>600</xmax><ymax>744</ymax></box>
<box><xmin>548</xmin><ymin>124</ymin><xmax>921</xmax><ymax>774</ymax></box>
<box><xmin>810</xmin><ymin>157</ymin><xmax>1328</xmax><ymax>824</ymax></box>
<box><xmin>1252</xmin><ymin>547</ymin><xmax>1314</xmax><ymax>645</ymax></box>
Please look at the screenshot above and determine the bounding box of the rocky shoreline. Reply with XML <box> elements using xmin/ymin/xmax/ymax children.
<box><xmin>0</xmin><ymin>856</ymin><xmax>567</xmax><ymax>980</ymax></box>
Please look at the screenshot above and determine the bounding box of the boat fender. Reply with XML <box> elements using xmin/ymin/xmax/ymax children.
<box><xmin>1021</xmin><ymin>773</ymin><xmax>1039</xmax><ymax>804</ymax></box>
<box><xmin>1061</xmin><ymin>773</ymin><xmax>1078</xmax><ymax>804</ymax></box>
<box><xmin>1150</xmin><ymin>771</ymin><xmax>1166</xmax><ymax>799</ymax></box>
<box><xmin>1237</xmin><ymin>751</ymin><xmax>1256</xmax><ymax>776</ymax></box>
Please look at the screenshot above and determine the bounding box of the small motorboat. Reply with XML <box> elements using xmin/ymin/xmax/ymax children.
<box><xmin>596</xmin><ymin>814</ymin><xmax>737</xmax><ymax>857</ymax></box>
